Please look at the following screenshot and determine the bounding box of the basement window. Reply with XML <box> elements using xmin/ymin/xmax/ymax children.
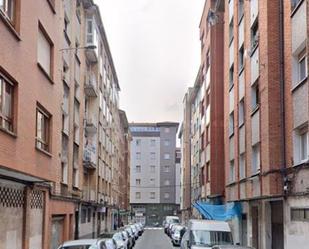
<box><xmin>291</xmin><ymin>208</ymin><xmax>309</xmax><ymax>221</ymax></box>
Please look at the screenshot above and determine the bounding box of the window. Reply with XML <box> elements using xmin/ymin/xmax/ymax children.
<box><xmin>81</xmin><ymin>208</ymin><xmax>87</xmax><ymax>224</ymax></box>
<box><xmin>206</xmin><ymin>125</ymin><xmax>210</xmax><ymax>145</ymax></box>
<box><xmin>136</xmin><ymin>165</ymin><xmax>141</xmax><ymax>173</ymax></box>
<box><xmin>136</xmin><ymin>139</ymin><xmax>141</xmax><ymax>146</ymax></box>
<box><xmin>150</xmin><ymin>139</ymin><xmax>156</xmax><ymax>147</ymax></box>
<box><xmin>229</xmin><ymin>18</ymin><xmax>234</xmax><ymax>43</ymax></box>
<box><xmin>0</xmin><ymin>76</ymin><xmax>14</xmax><ymax>132</ymax></box>
<box><xmin>73</xmin><ymin>144</ymin><xmax>79</xmax><ymax>187</ymax></box>
<box><xmin>252</xmin><ymin>143</ymin><xmax>260</xmax><ymax>174</ymax></box>
<box><xmin>229</xmin><ymin>160</ymin><xmax>235</xmax><ymax>183</ymax></box>
<box><xmin>239</xmin><ymin>45</ymin><xmax>244</xmax><ymax>71</ymax></box>
<box><xmin>164</xmin><ymin>165</ymin><xmax>170</xmax><ymax>173</ymax></box>
<box><xmin>291</xmin><ymin>0</ymin><xmax>303</xmax><ymax>11</ymax></box>
<box><xmin>164</xmin><ymin>127</ymin><xmax>170</xmax><ymax>133</ymax></box>
<box><xmin>251</xmin><ymin>20</ymin><xmax>259</xmax><ymax>51</ymax></box>
<box><xmin>298</xmin><ymin>50</ymin><xmax>307</xmax><ymax>82</ymax></box>
<box><xmin>251</xmin><ymin>82</ymin><xmax>259</xmax><ymax>110</ymax></box>
<box><xmin>136</xmin><ymin>152</ymin><xmax>141</xmax><ymax>160</ymax></box>
<box><xmin>136</xmin><ymin>179</ymin><xmax>141</xmax><ymax>186</ymax></box>
<box><xmin>239</xmin><ymin>99</ymin><xmax>245</xmax><ymax>126</ymax></box>
<box><xmin>229</xmin><ymin>64</ymin><xmax>234</xmax><ymax>88</ymax></box>
<box><xmin>164</xmin><ymin>153</ymin><xmax>170</xmax><ymax>160</ymax></box>
<box><xmin>164</xmin><ymin>180</ymin><xmax>170</xmax><ymax>186</ymax></box>
<box><xmin>238</xmin><ymin>0</ymin><xmax>244</xmax><ymax>21</ymax></box>
<box><xmin>74</xmin><ymin>57</ymin><xmax>80</xmax><ymax>85</ymax></box>
<box><xmin>150</xmin><ymin>152</ymin><xmax>156</xmax><ymax>160</ymax></box>
<box><xmin>206</xmin><ymin>163</ymin><xmax>210</xmax><ymax>182</ymax></box>
<box><xmin>164</xmin><ymin>139</ymin><xmax>170</xmax><ymax>146</ymax></box>
<box><xmin>0</xmin><ymin>0</ymin><xmax>15</xmax><ymax>23</ymax></box>
<box><xmin>298</xmin><ymin>127</ymin><xmax>308</xmax><ymax>162</ymax></box>
<box><xmin>135</xmin><ymin>192</ymin><xmax>141</xmax><ymax>199</ymax></box>
<box><xmin>239</xmin><ymin>153</ymin><xmax>246</xmax><ymax>179</ymax></box>
<box><xmin>36</xmin><ymin>105</ymin><xmax>50</xmax><ymax>152</ymax></box>
<box><xmin>291</xmin><ymin>208</ymin><xmax>309</xmax><ymax>221</ymax></box>
<box><xmin>164</xmin><ymin>192</ymin><xmax>170</xmax><ymax>199</ymax></box>
<box><xmin>150</xmin><ymin>165</ymin><xmax>156</xmax><ymax>173</ymax></box>
<box><xmin>229</xmin><ymin>112</ymin><xmax>234</xmax><ymax>136</ymax></box>
<box><xmin>37</xmin><ymin>24</ymin><xmax>53</xmax><ymax>77</ymax></box>
<box><xmin>150</xmin><ymin>178</ymin><xmax>155</xmax><ymax>186</ymax></box>
<box><xmin>150</xmin><ymin>192</ymin><xmax>155</xmax><ymax>199</ymax></box>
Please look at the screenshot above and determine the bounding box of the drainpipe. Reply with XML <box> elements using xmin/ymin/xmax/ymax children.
<box><xmin>279</xmin><ymin>0</ymin><xmax>287</xmax><ymax>196</ymax></box>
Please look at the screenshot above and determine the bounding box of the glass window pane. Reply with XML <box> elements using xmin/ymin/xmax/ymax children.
<box><xmin>299</xmin><ymin>57</ymin><xmax>306</xmax><ymax>81</ymax></box>
<box><xmin>300</xmin><ymin>132</ymin><xmax>308</xmax><ymax>161</ymax></box>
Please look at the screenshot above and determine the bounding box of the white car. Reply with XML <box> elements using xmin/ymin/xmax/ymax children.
<box><xmin>57</xmin><ymin>238</ymin><xmax>117</xmax><ymax>249</ymax></box>
<box><xmin>180</xmin><ymin>220</ymin><xmax>234</xmax><ymax>249</ymax></box>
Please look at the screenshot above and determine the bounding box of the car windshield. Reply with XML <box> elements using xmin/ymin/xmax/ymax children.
<box><xmin>191</xmin><ymin>230</ymin><xmax>233</xmax><ymax>247</ymax></box>
<box><xmin>167</xmin><ymin>218</ymin><xmax>179</xmax><ymax>224</ymax></box>
<box><xmin>60</xmin><ymin>245</ymin><xmax>98</xmax><ymax>249</ymax></box>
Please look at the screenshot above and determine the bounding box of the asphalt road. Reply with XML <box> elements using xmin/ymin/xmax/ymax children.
<box><xmin>135</xmin><ymin>227</ymin><xmax>178</xmax><ymax>249</ymax></box>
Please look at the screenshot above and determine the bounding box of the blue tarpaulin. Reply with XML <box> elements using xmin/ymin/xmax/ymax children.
<box><xmin>193</xmin><ymin>201</ymin><xmax>242</xmax><ymax>221</ymax></box>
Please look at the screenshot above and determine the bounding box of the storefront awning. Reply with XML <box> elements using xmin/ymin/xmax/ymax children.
<box><xmin>193</xmin><ymin>201</ymin><xmax>242</xmax><ymax>221</ymax></box>
<box><xmin>0</xmin><ymin>167</ymin><xmax>50</xmax><ymax>184</ymax></box>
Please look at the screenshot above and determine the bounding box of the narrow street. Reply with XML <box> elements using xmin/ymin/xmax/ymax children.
<box><xmin>135</xmin><ymin>228</ymin><xmax>177</xmax><ymax>249</ymax></box>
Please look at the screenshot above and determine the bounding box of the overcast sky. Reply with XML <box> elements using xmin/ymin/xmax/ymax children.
<box><xmin>95</xmin><ymin>0</ymin><xmax>205</xmax><ymax>123</ymax></box>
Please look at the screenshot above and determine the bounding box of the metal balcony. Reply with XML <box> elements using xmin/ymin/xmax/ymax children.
<box><xmin>83</xmin><ymin>146</ymin><xmax>97</xmax><ymax>169</ymax></box>
<box><xmin>84</xmin><ymin>74</ymin><xmax>98</xmax><ymax>97</ymax></box>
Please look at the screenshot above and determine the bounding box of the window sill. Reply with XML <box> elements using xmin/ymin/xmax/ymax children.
<box><xmin>249</xmin><ymin>171</ymin><xmax>260</xmax><ymax>179</ymax></box>
<box><xmin>229</xmin><ymin>132</ymin><xmax>234</xmax><ymax>139</ymax></box>
<box><xmin>250</xmin><ymin>44</ymin><xmax>259</xmax><ymax>57</ymax></box>
<box><xmin>291</xmin><ymin>76</ymin><xmax>308</xmax><ymax>93</ymax></box>
<box><xmin>251</xmin><ymin>105</ymin><xmax>260</xmax><ymax>116</ymax></box>
<box><xmin>37</xmin><ymin>63</ymin><xmax>54</xmax><ymax>84</ymax></box>
<box><xmin>0</xmin><ymin>11</ymin><xmax>21</xmax><ymax>41</ymax></box>
<box><xmin>229</xmin><ymin>37</ymin><xmax>234</xmax><ymax>47</ymax></box>
<box><xmin>60</xmin><ymin>181</ymin><xmax>68</xmax><ymax>186</ymax></box>
<box><xmin>293</xmin><ymin>160</ymin><xmax>309</xmax><ymax>168</ymax></box>
<box><xmin>238</xmin><ymin>14</ymin><xmax>244</xmax><ymax>25</ymax></box>
<box><xmin>239</xmin><ymin>122</ymin><xmax>245</xmax><ymax>129</ymax></box>
<box><xmin>238</xmin><ymin>66</ymin><xmax>244</xmax><ymax>76</ymax></box>
<box><xmin>46</xmin><ymin>0</ymin><xmax>56</xmax><ymax>14</ymax></box>
<box><xmin>226</xmin><ymin>181</ymin><xmax>237</xmax><ymax>187</ymax></box>
<box><xmin>35</xmin><ymin>146</ymin><xmax>52</xmax><ymax>157</ymax></box>
<box><xmin>0</xmin><ymin>127</ymin><xmax>17</xmax><ymax>138</ymax></box>
<box><xmin>229</xmin><ymin>84</ymin><xmax>234</xmax><ymax>92</ymax></box>
<box><xmin>291</xmin><ymin>0</ymin><xmax>305</xmax><ymax>18</ymax></box>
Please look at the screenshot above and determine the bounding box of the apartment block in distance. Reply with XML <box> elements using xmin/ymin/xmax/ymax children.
<box><xmin>129</xmin><ymin>122</ymin><xmax>179</xmax><ymax>226</ymax></box>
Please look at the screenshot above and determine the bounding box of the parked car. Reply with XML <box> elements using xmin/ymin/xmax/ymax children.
<box><xmin>113</xmin><ymin>231</ymin><xmax>128</xmax><ymax>249</ymax></box>
<box><xmin>164</xmin><ymin>216</ymin><xmax>180</xmax><ymax>233</ymax></box>
<box><xmin>180</xmin><ymin>220</ymin><xmax>234</xmax><ymax>249</ymax></box>
<box><xmin>212</xmin><ymin>246</ymin><xmax>254</xmax><ymax>249</ymax></box>
<box><xmin>133</xmin><ymin>223</ymin><xmax>143</xmax><ymax>236</ymax></box>
<box><xmin>125</xmin><ymin>227</ymin><xmax>135</xmax><ymax>247</ymax></box>
<box><xmin>130</xmin><ymin>225</ymin><xmax>139</xmax><ymax>239</ymax></box>
<box><xmin>121</xmin><ymin>230</ymin><xmax>132</xmax><ymax>249</ymax></box>
<box><xmin>168</xmin><ymin>223</ymin><xmax>177</xmax><ymax>237</ymax></box>
<box><xmin>171</xmin><ymin>225</ymin><xmax>187</xmax><ymax>247</ymax></box>
<box><xmin>57</xmin><ymin>238</ymin><xmax>117</xmax><ymax>249</ymax></box>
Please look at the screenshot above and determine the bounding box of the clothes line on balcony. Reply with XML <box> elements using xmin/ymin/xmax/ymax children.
<box><xmin>193</xmin><ymin>201</ymin><xmax>242</xmax><ymax>221</ymax></box>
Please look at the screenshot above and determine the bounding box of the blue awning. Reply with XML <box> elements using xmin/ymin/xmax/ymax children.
<box><xmin>193</xmin><ymin>201</ymin><xmax>242</xmax><ymax>221</ymax></box>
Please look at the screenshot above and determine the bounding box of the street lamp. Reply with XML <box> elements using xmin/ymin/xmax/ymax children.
<box><xmin>59</xmin><ymin>45</ymin><xmax>97</xmax><ymax>52</ymax></box>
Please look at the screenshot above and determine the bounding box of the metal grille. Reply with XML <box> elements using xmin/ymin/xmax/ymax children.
<box><xmin>0</xmin><ymin>185</ymin><xmax>24</xmax><ymax>208</ymax></box>
<box><xmin>30</xmin><ymin>190</ymin><xmax>44</xmax><ymax>209</ymax></box>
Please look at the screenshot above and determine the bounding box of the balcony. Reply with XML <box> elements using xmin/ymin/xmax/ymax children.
<box><xmin>84</xmin><ymin>115</ymin><xmax>98</xmax><ymax>134</ymax></box>
<box><xmin>84</xmin><ymin>73</ymin><xmax>98</xmax><ymax>97</ymax></box>
<box><xmin>83</xmin><ymin>142</ymin><xmax>97</xmax><ymax>169</ymax></box>
<box><xmin>85</xmin><ymin>17</ymin><xmax>99</xmax><ymax>63</ymax></box>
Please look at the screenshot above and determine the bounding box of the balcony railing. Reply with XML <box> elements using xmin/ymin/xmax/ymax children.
<box><xmin>84</xmin><ymin>115</ymin><xmax>98</xmax><ymax>134</ymax></box>
<box><xmin>83</xmin><ymin>144</ymin><xmax>97</xmax><ymax>169</ymax></box>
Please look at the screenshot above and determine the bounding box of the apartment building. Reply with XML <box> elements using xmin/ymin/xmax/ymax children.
<box><xmin>199</xmin><ymin>0</ymin><xmax>225</xmax><ymax>204</ymax></box>
<box><xmin>284</xmin><ymin>0</ymin><xmax>309</xmax><ymax>248</ymax></box>
<box><xmin>0</xmin><ymin>0</ymin><xmax>129</xmax><ymax>248</ymax></box>
<box><xmin>129</xmin><ymin>122</ymin><xmax>179</xmax><ymax>226</ymax></box>
<box><xmin>0</xmin><ymin>0</ymin><xmax>70</xmax><ymax>248</ymax></box>
<box><xmin>223</xmin><ymin>0</ymin><xmax>289</xmax><ymax>247</ymax></box>
<box><xmin>178</xmin><ymin>88</ymin><xmax>193</xmax><ymax>223</ymax></box>
<box><xmin>175</xmin><ymin>147</ymin><xmax>181</xmax><ymax>206</ymax></box>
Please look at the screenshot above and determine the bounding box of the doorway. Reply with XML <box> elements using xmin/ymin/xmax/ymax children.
<box><xmin>271</xmin><ymin>201</ymin><xmax>284</xmax><ymax>249</ymax></box>
<box><xmin>252</xmin><ymin>206</ymin><xmax>259</xmax><ymax>249</ymax></box>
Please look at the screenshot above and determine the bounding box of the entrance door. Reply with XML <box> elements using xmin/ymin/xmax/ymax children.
<box><xmin>50</xmin><ymin>216</ymin><xmax>65</xmax><ymax>249</ymax></box>
<box><xmin>252</xmin><ymin>206</ymin><xmax>259</xmax><ymax>249</ymax></box>
<box><xmin>241</xmin><ymin>214</ymin><xmax>248</xmax><ymax>246</ymax></box>
<box><xmin>271</xmin><ymin>201</ymin><xmax>284</xmax><ymax>249</ymax></box>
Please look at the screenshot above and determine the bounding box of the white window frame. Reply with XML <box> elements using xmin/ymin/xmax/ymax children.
<box><xmin>135</xmin><ymin>192</ymin><xmax>141</xmax><ymax>199</ymax></box>
<box><xmin>252</xmin><ymin>143</ymin><xmax>260</xmax><ymax>174</ymax></box>
<box><xmin>164</xmin><ymin>153</ymin><xmax>170</xmax><ymax>160</ymax></box>
<box><xmin>298</xmin><ymin>53</ymin><xmax>308</xmax><ymax>83</ymax></box>
<box><xmin>298</xmin><ymin>127</ymin><xmax>309</xmax><ymax>163</ymax></box>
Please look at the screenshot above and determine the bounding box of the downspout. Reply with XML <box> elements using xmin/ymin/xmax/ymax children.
<box><xmin>279</xmin><ymin>0</ymin><xmax>287</xmax><ymax>197</ymax></box>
